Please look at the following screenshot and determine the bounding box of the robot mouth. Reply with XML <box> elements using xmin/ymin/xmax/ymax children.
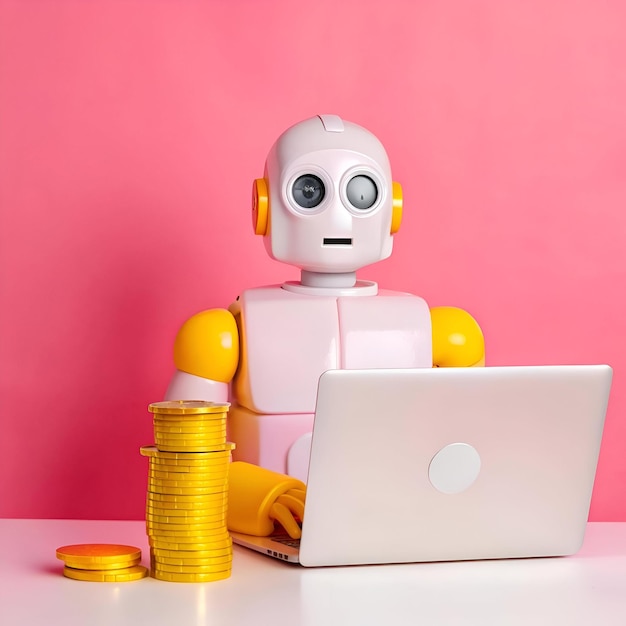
<box><xmin>323</xmin><ymin>238</ymin><xmax>353</xmax><ymax>246</ymax></box>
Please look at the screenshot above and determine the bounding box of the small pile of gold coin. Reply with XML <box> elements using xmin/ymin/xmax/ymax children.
<box><xmin>56</xmin><ymin>544</ymin><xmax>148</xmax><ymax>582</ymax></box>
<box><xmin>140</xmin><ymin>400</ymin><xmax>234</xmax><ymax>583</ymax></box>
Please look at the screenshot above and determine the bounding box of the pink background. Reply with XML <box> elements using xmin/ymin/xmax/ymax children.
<box><xmin>1</xmin><ymin>1</ymin><xmax>624</xmax><ymax>521</ymax></box>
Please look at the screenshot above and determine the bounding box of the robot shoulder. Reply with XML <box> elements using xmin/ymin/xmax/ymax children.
<box><xmin>173</xmin><ymin>308</ymin><xmax>239</xmax><ymax>383</ymax></box>
<box><xmin>430</xmin><ymin>306</ymin><xmax>485</xmax><ymax>368</ymax></box>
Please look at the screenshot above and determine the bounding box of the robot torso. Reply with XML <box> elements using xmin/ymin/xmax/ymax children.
<box><xmin>230</xmin><ymin>283</ymin><xmax>433</xmax><ymax>415</ymax></box>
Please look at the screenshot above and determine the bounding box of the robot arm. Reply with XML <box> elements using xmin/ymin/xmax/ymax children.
<box><xmin>164</xmin><ymin>308</ymin><xmax>240</xmax><ymax>401</ymax></box>
<box><xmin>431</xmin><ymin>306</ymin><xmax>485</xmax><ymax>367</ymax></box>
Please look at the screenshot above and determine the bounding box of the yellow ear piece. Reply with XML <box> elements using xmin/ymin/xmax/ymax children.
<box><xmin>252</xmin><ymin>178</ymin><xmax>269</xmax><ymax>236</ymax></box>
<box><xmin>390</xmin><ymin>181</ymin><xmax>403</xmax><ymax>234</ymax></box>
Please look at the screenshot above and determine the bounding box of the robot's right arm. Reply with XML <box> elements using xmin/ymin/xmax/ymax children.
<box><xmin>164</xmin><ymin>308</ymin><xmax>240</xmax><ymax>402</ymax></box>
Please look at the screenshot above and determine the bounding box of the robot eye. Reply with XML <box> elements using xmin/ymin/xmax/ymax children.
<box><xmin>292</xmin><ymin>174</ymin><xmax>325</xmax><ymax>209</ymax></box>
<box><xmin>346</xmin><ymin>175</ymin><xmax>378</xmax><ymax>210</ymax></box>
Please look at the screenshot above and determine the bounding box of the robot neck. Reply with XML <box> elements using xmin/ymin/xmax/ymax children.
<box><xmin>300</xmin><ymin>270</ymin><xmax>357</xmax><ymax>289</ymax></box>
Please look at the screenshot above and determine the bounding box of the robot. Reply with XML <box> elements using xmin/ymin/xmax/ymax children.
<box><xmin>165</xmin><ymin>114</ymin><xmax>485</xmax><ymax>484</ymax></box>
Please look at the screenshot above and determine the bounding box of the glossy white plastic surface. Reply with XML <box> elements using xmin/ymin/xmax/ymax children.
<box><xmin>233</xmin><ymin>286</ymin><xmax>431</xmax><ymax>415</ymax></box>
<box><xmin>164</xmin><ymin>370</ymin><xmax>229</xmax><ymax>403</ymax></box>
<box><xmin>228</xmin><ymin>405</ymin><xmax>314</xmax><ymax>474</ymax></box>
<box><xmin>299</xmin><ymin>366</ymin><xmax>611</xmax><ymax>566</ymax></box>
<box><xmin>3</xmin><ymin>519</ymin><xmax>626</xmax><ymax>626</ymax></box>
<box><xmin>263</xmin><ymin>115</ymin><xmax>395</xmax><ymax>275</ymax></box>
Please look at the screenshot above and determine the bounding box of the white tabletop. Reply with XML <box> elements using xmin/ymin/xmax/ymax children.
<box><xmin>1</xmin><ymin>519</ymin><xmax>626</xmax><ymax>626</ymax></box>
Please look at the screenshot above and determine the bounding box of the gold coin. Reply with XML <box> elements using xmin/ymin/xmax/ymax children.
<box><xmin>147</xmin><ymin>531</ymin><xmax>228</xmax><ymax>544</ymax></box>
<box><xmin>151</xmin><ymin>548</ymin><xmax>232</xmax><ymax>565</ymax></box>
<box><xmin>146</xmin><ymin>502</ymin><xmax>227</xmax><ymax>515</ymax></box>
<box><xmin>153</xmin><ymin>440</ymin><xmax>227</xmax><ymax>451</ymax></box>
<box><xmin>148</xmin><ymin>482</ymin><xmax>228</xmax><ymax>496</ymax></box>
<box><xmin>151</xmin><ymin>568</ymin><xmax>231</xmax><ymax>583</ymax></box>
<box><xmin>148</xmin><ymin>400</ymin><xmax>230</xmax><ymax>415</ymax></box>
<box><xmin>141</xmin><ymin>444</ymin><xmax>234</xmax><ymax>458</ymax></box>
<box><xmin>152</xmin><ymin>417</ymin><xmax>227</xmax><ymax>426</ymax></box>
<box><xmin>146</xmin><ymin>505</ymin><xmax>228</xmax><ymax>524</ymax></box>
<box><xmin>148</xmin><ymin>459</ymin><xmax>230</xmax><ymax>474</ymax></box>
<box><xmin>150</xmin><ymin>541</ymin><xmax>232</xmax><ymax>558</ymax></box>
<box><xmin>154</xmin><ymin>430</ymin><xmax>226</xmax><ymax>441</ymax></box>
<box><xmin>148</xmin><ymin>467</ymin><xmax>229</xmax><ymax>477</ymax></box>
<box><xmin>62</xmin><ymin>557</ymin><xmax>141</xmax><ymax>571</ymax></box>
<box><xmin>154</xmin><ymin>422</ymin><xmax>227</xmax><ymax>435</ymax></box>
<box><xmin>146</xmin><ymin>493</ymin><xmax>228</xmax><ymax>510</ymax></box>
<box><xmin>155</xmin><ymin>444</ymin><xmax>231</xmax><ymax>454</ymax></box>
<box><xmin>63</xmin><ymin>565</ymin><xmax>148</xmax><ymax>582</ymax></box>
<box><xmin>147</xmin><ymin>517</ymin><xmax>226</xmax><ymax>530</ymax></box>
<box><xmin>154</xmin><ymin>437</ymin><xmax>227</xmax><ymax>449</ymax></box>
<box><xmin>56</xmin><ymin>544</ymin><xmax>141</xmax><ymax>566</ymax></box>
<box><xmin>148</xmin><ymin>476</ymin><xmax>227</xmax><ymax>488</ymax></box>
<box><xmin>146</xmin><ymin>492</ymin><xmax>228</xmax><ymax>505</ymax></box>
<box><xmin>147</xmin><ymin>526</ymin><xmax>227</xmax><ymax>540</ymax></box>
<box><xmin>144</xmin><ymin>455</ymin><xmax>233</xmax><ymax>468</ymax></box>
<box><xmin>146</xmin><ymin>512</ymin><xmax>226</xmax><ymax>524</ymax></box>
<box><xmin>148</xmin><ymin>467</ymin><xmax>230</xmax><ymax>478</ymax></box>
<box><xmin>149</xmin><ymin>536</ymin><xmax>231</xmax><ymax>550</ymax></box>
<box><xmin>154</xmin><ymin>427</ymin><xmax>226</xmax><ymax>437</ymax></box>
<box><xmin>153</xmin><ymin>421</ymin><xmax>227</xmax><ymax>432</ymax></box>
<box><xmin>148</xmin><ymin>469</ymin><xmax>229</xmax><ymax>481</ymax></box>
<box><xmin>148</xmin><ymin>528</ymin><xmax>229</xmax><ymax>542</ymax></box>
<box><xmin>146</xmin><ymin>510</ymin><xmax>227</xmax><ymax>530</ymax></box>
<box><xmin>152</xmin><ymin>558</ymin><xmax>232</xmax><ymax>573</ymax></box>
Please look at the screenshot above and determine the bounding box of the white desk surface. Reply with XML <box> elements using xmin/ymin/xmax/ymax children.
<box><xmin>1</xmin><ymin>519</ymin><xmax>626</xmax><ymax>626</ymax></box>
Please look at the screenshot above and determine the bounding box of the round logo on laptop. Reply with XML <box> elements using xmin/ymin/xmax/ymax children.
<box><xmin>428</xmin><ymin>442</ymin><xmax>481</xmax><ymax>494</ymax></box>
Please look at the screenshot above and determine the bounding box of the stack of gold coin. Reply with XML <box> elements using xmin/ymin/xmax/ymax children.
<box><xmin>56</xmin><ymin>544</ymin><xmax>148</xmax><ymax>582</ymax></box>
<box><xmin>141</xmin><ymin>400</ymin><xmax>234</xmax><ymax>583</ymax></box>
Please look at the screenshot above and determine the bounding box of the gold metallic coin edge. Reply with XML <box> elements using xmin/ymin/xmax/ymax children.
<box><xmin>152</xmin><ymin>550</ymin><xmax>233</xmax><ymax>565</ymax></box>
<box><xmin>158</xmin><ymin>443</ymin><xmax>230</xmax><ymax>454</ymax></box>
<box><xmin>153</xmin><ymin>426</ymin><xmax>227</xmax><ymax>434</ymax></box>
<box><xmin>146</xmin><ymin>517</ymin><xmax>227</xmax><ymax>526</ymax></box>
<box><xmin>150</xmin><ymin>537</ymin><xmax>233</xmax><ymax>559</ymax></box>
<box><xmin>146</xmin><ymin>502</ymin><xmax>227</xmax><ymax>512</ymax></box>
<box><xmin>148</xmin><ymin>472</ymin><xmax>229</xmax><ymax>482</ymax></box>
<box><xmin>151</xmin><ymin>560</ymin><xmax>232</xmax><ymax>574</ymax></box>
<box><xmin>148</xmin><ymin>532</ymin><xmax>231</xmax><ymax>544</ymax></box>
<box><xmin>140</xmin><ymin>444</ymin><xmax>235</xmax><ymax>458</ymax></box>
<box><xmin>154</xmin><ymin>423</ymin><xmax>226</xmax><ymax>430</ymax></box>
<box><xmin>63</xmin><ymin>565</ymin><xmax>148</xmax><ymax>582</ymax></box>
<box><xmin>148</xmin><ymin>478</ymin><xmax>228</xmax><ymax>489</ymax></box>
<box><xmin>148</xmin><ymin>455</ymin><xmax>230</xmax><ymax>463</ymax></box>
<box><xmin>147</xmin><ymin>528</ymin><xmax>228</xmax><ymax>539</ymax></box>
<box><xmin>151</xmin><ymin>569</ymin><xmax>231</xmax><ymax>582</ymax></box>
<box><xmin>145</xmin><ymin>506</ymin><xmax>227</xmax><ymax>517</ymax></box>
<box><xmin>148</xmin><ymin>400</ymin><xmax>230</xmax><ymax>415</ymax></box>
<box><xmin>149</xmin><ymin>538</ymin><xmax>231</xmax><ymax>550</ymax></box>
<box><xmin>154</xmin><ymin>430</ymin><xmax>227</xmax><ymax>439</ymax></box>
<box><xmin>146</xmin><ymin>517</ymin><xmax>228</xmax><ymax>527</ymax></box>
<box><xmin>62</xmin><ymin>557</ymin><xmax>141</xmax><ymax>571</ymax></box>
<box><xmin>147</xmin><ymin>510</ymin><xmax>226</xmax><ymax>520</ymax></box>
<box><xmin>146</xmin><ymin>491</ymin><xmax>228</xmax><ymax>499</ymax></box>
<box><xmin>146</xmin><ymin>498</ymin><xmax>228</xmax><ymax>507</ymax></box>
<box><xmin>148</xmin><ymin>487</ymin><xmax>228</xmax><ymax>493</ymax></box>
<box><xmin>146</xmin><ymin>456</ymin><xmax>233</xmax><ymax>465</ymax></box>
<box><xmin>56</xmin><ymin>544</ymin><xmax>141</xmax><ymax>564</ymax></box>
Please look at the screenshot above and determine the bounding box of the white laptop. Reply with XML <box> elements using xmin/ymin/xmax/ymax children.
<box><xmin>230</xmin><ymin>365</ymin><xmax>612</xmax><ymax>566</ymax></box>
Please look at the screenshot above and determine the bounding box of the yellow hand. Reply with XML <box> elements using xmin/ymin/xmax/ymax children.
<box><xmin>228</xmin><ymin>462</ymin><xmax>307</xmax><ymax>538</ymax></box>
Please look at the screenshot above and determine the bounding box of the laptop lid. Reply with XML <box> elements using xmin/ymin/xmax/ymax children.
<box><xmin>297</xmin><ymin>365</ymin><xmax>612</xmax><ymax>566</ymax></box>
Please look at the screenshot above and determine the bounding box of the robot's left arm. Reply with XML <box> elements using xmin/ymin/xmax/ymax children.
<box><xmin>431</xmin><ymin>306</ymin><xmax>485</xmax><ymax>367</ymax></box>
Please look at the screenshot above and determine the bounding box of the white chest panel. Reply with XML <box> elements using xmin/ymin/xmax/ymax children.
<box><xmin>232</xmin><ymin>285</ymin><xmax>432</xmax><ymax>414</ymax></box>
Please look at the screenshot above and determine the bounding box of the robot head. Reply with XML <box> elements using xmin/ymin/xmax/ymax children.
<box><xmin>252</xmin><ymin>115</ymin><xmax>403</xmax><ymax>280</ymax></box>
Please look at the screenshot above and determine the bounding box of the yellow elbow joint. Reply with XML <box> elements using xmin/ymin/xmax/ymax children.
<box><xmin>173</xmin><ymin>309</ymin><xmax>239</xmax><ymax>382</ymax></box>
<box><xmin>431</xmin><ymin>306</ymin><xmax>485</xmax><ymax>368</ymax></box>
